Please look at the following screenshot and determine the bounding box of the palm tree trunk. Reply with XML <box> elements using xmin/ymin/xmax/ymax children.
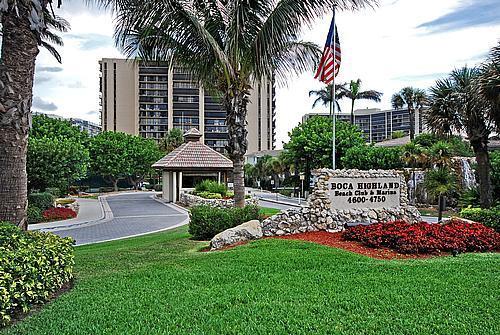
<box><xmin>409</xmin><ymin>107</ymin><xmax>415</xmax><ymax>140</ymax></box>
<box><xmin>350</xmin><ymin>99</ymin><xmax>355</xmax><ymax>124</ymax></box>
<box><xmin>471</xmin><ymin>140</ymin><xmax>492</xmax><ymax>208</ymax></box>
<box><xmin>0</xmin><ymin>7</ymin><xmax>39</xmax><ymax>229</ymax></box>
<box><xmin>224</xmin><ymin>86</ymin><xmax>249</xmax><ymax>208</ymax></box>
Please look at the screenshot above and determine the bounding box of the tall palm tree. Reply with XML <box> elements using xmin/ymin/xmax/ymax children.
<box><xmin>478</xmin><ymin>42</ymin><xmax>500</xmax><ymax>131</ymax></box>
<box><xmin>391</xmin><ymin>87</ymin><xmax>428</xmax><ymax>141</ymax></box>
<box><xmin>308</xmin><ymin>84</ymin><xmax>342</xmax><ymax>114</ymax></box>
<box><xmin>111</xmin><ymin>0</ymin><xmax>375</xmax><ymax>207</ymax></box>
<box><xmin>426</xmin><ymin>67</ymin><xmax>494</xmax><ymax>208</ymax></box>
<box><xmin>0</xmin><ymin>1</ymin><xmax>70</xmax><ymax>229</ymax></box>
<box><xmin>337</xmin><ymin>79</ymin><xmax>382</xmax><ymax>124</ymax></box>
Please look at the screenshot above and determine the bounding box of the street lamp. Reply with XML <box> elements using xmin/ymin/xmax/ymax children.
<box><xmin>299</xmin><ymin>173</ymin><xmax>305</xmax><ymax>205</ymax></box>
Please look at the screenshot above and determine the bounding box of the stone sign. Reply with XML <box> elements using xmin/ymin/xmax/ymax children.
<box><xmin>329</xmin><ymin>177</ymin><xmax>401</xmax><ymax>210</ymax></box>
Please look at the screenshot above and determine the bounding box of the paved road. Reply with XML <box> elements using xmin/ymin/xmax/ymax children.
<box><xmin>44</xmin><ymin>193</ymin><xmax>188</xmax><ymax>246</ymax></box>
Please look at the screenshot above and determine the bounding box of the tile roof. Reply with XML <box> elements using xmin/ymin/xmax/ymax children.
<box><xmin>152</xmin><ymin>141</ymin><xmax>233</xmax><ymax>170</ymax></box>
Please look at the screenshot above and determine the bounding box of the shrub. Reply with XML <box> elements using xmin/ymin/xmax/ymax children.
<box><xmin>460</xmin><ymin>207</ymin><xmax>500</xmax><ymax>232</ymax></box>
<box><xmin>343</xmin><ymin>219</ymin><xmax>499</xmax><ymax>254</ymax></box>
<box><xmin>391</xmin><ymin>130</ymin><xmax>405</xmax><ymax>139</ymax></box>
<box><xmin>0</xmin><ymin>222</ymin><xmax>74</xmax><ymax>327</ymax></box>
<box><xmin>196</xmin><ymin>192</ymin><xmax>223</xmax><ymax>199</ymax></box>
<box><xmin>28</xmin><ymin>192</ymin><xmax>54</xmax><ymax>210</ymax></box>
<box><xmin>154</xmin><ymin>184</ymin><xmax>163</xmax><ymax>192</ymax></box>
<box><xmin>27</xmin><ymin>206</ymin><xmax>43</xmax><ymax>224</ymax></box>
<box><xmin>279</xmin><ymin>189</ymin><xmax>293</xmax><ymax>197</ymax></box>
<box><xmin>45</xmin><ymin>187</ymin><xmax>62</xmax><ymax>197</ymax></box>
<box><xmin>194</xmin><ymin>180</ymin><xmax>227</xmax><ymax>196</ymax></box>
<box><xmin>341</xmin><ymin>145</ymin><xmax>404</xmax><ymax>170</ymax></box>
<box><xmin>189</xmin><ymin>205</ymin><xmax>261</xmax><ymax>240</ymax></box>
<box><xmin>42</xmin><ymin>207</ymin><xmax>77</xmax><ymax>221</ymax></box>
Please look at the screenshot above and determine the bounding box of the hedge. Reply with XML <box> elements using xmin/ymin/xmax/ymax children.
<box><xmin>189</xmin><ymin>205</ymin><xmax>261</xmax><ymax>240</ymax></box>
<box><xmin>27</xmin><ymin>206</ymin><xmax>43</xmax><ymax>224</ymax></box>
<box><xmin>0</xmin><ymin>222</ymin><xmax>74</xmax><ymax>327</ymax></box>
<box><xmin>460</xmin><ymin>207</ymin><xmax>500</xmax><ymax>232</ymax></box>
<box><xmin>194</xmin><ymin>180</ymin><xmax>228</xmax><ymax>196</ymax></box>
<box><xmin>27</xmin><ymin>192</ymin><xmax>54</xmax><ymax>210</ymax></box>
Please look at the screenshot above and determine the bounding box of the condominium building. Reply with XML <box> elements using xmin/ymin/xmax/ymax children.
<box><xmin>301</xmin><ymin>108</ymin><xmax>426</xmax><ymax>143</ymax></box>
<box><xmin>99</xmin><ymin>58</ymin><xmax>276</xmax><ymax>153</ymax></box>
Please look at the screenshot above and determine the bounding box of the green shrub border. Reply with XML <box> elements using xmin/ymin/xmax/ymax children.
<box><xmin>460</xmin><ymin>207</ymin><xmax>500</xmax><ymax>232</ymax></box>
<box><xmin>0</xmin><ymin>222</ymin><xmax>74</xmax><ymax>327</ymax></box>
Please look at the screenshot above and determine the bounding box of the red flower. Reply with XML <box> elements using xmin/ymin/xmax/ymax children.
<box><xmin>343</xmin><ymin>219</ymin><xmax>500</xmax><ymax>254</ymax></box>
<box><xmin>42</xmin><ymin>207</ymin><xmax>77</xmax><ymax>221</ymax></box>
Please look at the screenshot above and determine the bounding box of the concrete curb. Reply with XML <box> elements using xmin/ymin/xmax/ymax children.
<box><xmin>258</xmin><ymin>197</ymin><xmax>302</xmax><ymax>208</ymax></box>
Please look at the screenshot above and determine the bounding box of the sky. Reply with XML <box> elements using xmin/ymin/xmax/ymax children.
<box><xmin>33</xmin><ymin>0</ymin><xmax>500</xmax><ymax>148</ymax></box>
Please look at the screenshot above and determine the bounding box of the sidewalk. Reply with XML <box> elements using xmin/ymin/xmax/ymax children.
<box><xmin>28</xmin><ymin>197</ymin><xmax>105</xmax><ymax>231</ymax></box>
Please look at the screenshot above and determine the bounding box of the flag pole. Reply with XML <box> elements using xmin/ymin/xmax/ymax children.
<box><xmin>331</xmin><ymin>9</ymin><xmax>336</xmax><ymax>170</ymax></box>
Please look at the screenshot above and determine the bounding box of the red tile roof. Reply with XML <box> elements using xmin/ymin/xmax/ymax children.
<box><xmin>152</xmin><ymin>141</ymin><xmax>233</xmax><ymax>170</ymax></box>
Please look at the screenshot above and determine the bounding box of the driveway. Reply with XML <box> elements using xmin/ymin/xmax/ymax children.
<box><xmin>41</xmin><ymin>193</ymin><xmax>188</xmax><ymax>246</ymax></box>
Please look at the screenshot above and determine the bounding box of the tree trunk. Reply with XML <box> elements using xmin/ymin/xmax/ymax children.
<box><xmin>0</xmin><ymin>6</ymin><xmax>39</xmax><ymax>229</ymax></box>
<box><xmin>350</xmin><ymin>99</ymin><xmax>355</xmax><ymax>124</ymax></box>
<box><xmin>223</xmin><ymin>83</ymin><xmax>250</xmax><ymax>208</ymax></box>
<box><xmin>409</xmin><ymin>107</ymin><xmax>415</xmax><ymax>140</ymax></box>
<box><xmin>471</xmin><ymin>140</ymin><xmax>492</xmax><ymax>208</ymax></box>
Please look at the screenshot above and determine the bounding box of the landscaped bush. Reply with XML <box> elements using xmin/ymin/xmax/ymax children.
<box><xmin>341</xmin><ymin>145</ymin><xmax>404</xmax><ymax>170</ymax></box>
<box><xmin>194</xmin><ymin>180</ymin><xmax>227</xmax><ymax>196</ymax></box>
<box><xmin>0</xmin><ymin>222</ymin><xmax>74</xmax><ymax>327</ymax></box>
<box><xmin>42</xmin><ymin>207</ymin><xmax>77</xmax><ymax>221</ymax></box>
<box><xmin>28</xmin><ymin>192</ymin><xmax>54</xmax><ymax>210</ymax></box>
<box><xmin>196</xmin><ymin>191</ymin><xmax>223</xmax><ymax>199</ymax></box>
<box><xmin>27</xmin><ymin>206</ymin><xmax>43</xmax><ymax>224</ymax></box>
<box><xmin>343</xmin><ymin>219</ymin><xmax>499</xmax><ymax>254</ymax></box>
<box><xmin>189</xmin><ymin>205</ymin><xmax>261</xmax><ymax>240</ymax></box>
<box><xmin>460</xmin><ymin>207</ymin><xmax>500</xmax><ymax>232</ymax></box>
<box><xmin>45</xmin><ymin>187</ymin><xmax>62</xmax><ymax>197</ymax></box>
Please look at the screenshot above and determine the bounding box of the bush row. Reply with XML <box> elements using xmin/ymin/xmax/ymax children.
<box><xmin>189</xmin><ymin>205</ymin><xmax>261</xmax><ymax>240</ymax></box>
<box><xmin>0</xmin><ymin>222</ymin><xmax>75</xmax><ymax>327</ymax></box>
<box><xmin>28</xmin><ymin>192</ymin><xmax>54</xmax><ymax>210</ymax></box>
<box><xmin>343</xmin><ymin>219</ymin><xmax>499</xmax><ymax>254</ymax></box>
<box><xmin>460</xmin><ymin>206</ymin><xmax>500</xmax><ymax>232</ymax></box>
<box><xmin>194</xmin><ymin>180</ymin><xmax>228</xmax><ymax>196</ymax></box>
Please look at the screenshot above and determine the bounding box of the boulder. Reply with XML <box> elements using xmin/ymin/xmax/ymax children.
<box><xmin>210</xmin><ymin>220</ymin><xmax>263</xmax><ymax>250</ymax></box>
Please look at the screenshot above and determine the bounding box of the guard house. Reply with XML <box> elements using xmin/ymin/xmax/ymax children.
<box><xmin>152</xmin><ymin>128</ymin><xmax>233</xmax><ymax>202</ymax></box>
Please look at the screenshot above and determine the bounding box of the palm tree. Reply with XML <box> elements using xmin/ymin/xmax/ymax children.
<box><xmin>424</xmin><ymin>167</ymin><xmax>456</xmax><ymax>222</ymax></box>
<box><xmin>308</xmin><ymin>84</ymin><xmax>342</xmax><ymax>114</ymax></box>
<box><xmin>426</xmin><ymin>67</ymin><xmax>494</xmax><ymax>208</ymax></box>
<box><xmin>0</xmin><ymin>1</ymin><xmax>70</xmax><ymax>229</ymax></box>
<box><xmin>159</xmin><ymin>128</ymin><xmax>184</xmax><ymax>153</ymax></box>
<box><xmin>402</xmin><ymin>142</ymin><xmax>428</xmax><ymax>205</ymax></box>
<box><xmin>478</xmin><ymin>42</ymin><xmax>500</xmax><ymax>131</ymax></box>
<box><xmin>110</xmin><ymin>0</ymin><xmax>374</xmax><ymax>207</ymax></box>
<box><xmin>391</xmin><ymin>87</ymin><xmax>428</xmax><ymax>141</ymax></box>
<box><xmin>337</xmin><ymin>79</ymin><xmax>383</xmax><ymax>124</ymax></box>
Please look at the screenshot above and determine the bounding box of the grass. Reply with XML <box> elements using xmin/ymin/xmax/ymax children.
<box><xmin>259</xmin><ymin>206</ymin><xmax>281</xmax><ymax>217</ymax></box>
<box><xmin>3</xmin><ymin>227</ymin><xmax>499</xmax><ymax>335</ymax></box>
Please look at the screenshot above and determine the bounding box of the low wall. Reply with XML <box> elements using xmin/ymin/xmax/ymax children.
<box><xmin>179</xmin><ymin>193</ymin><xmax>259</xmax><ymax>208</ymax></box>
<box><xmin>262</xmin><ymin>169</ymin><xmax>421</xmax><ymax>237</ymax></box>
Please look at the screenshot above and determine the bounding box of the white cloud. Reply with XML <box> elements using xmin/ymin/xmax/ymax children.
<box><xmin>32</xmin><ymin>0</ymin><xmax>500</xmax><ymax>148</ymax></box>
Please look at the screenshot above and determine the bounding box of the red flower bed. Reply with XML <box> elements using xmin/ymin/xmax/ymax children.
<box><xmin>343</xmin><ymin>219</ymin><xmax>500</xmax><ymax>254</ymax></box>
<box><xmin>42</xmin><ymin>207</ymin><xmax>77</xmax><ymax>221</ymax></box>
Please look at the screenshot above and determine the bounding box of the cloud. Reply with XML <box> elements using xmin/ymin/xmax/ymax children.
<box><xmin>32</xmin><ymin>96</ymin><xmax>58</xmax><ymax>111</ymax></box>
<box><xmin>34</xmin><ymin>75</ymin><xmax>53</xmax><ymax>85</ymax></box>
<box><xmin>66</xmin><ymin>33</ymin><xmax>113</xmax><ymax>50</ymax></box>
<box><xmin>418</xmin><ymin>0</ymin><xmax>500</xmax><ymax>33</ymax></box>
<box><xmin>392</xmin><ymin>72</ymin><xmax>448</xmax><ymax>82</ymax></box>
<box><xmin>86</xmin><ymin>110</ymin><xmax>98</xmax><ymax>116</ymax></box>
<box><xmin>37</xmin><ymin>66</ymin><xmax>63</xmax><ymax>72</ymax></box>
<box><xmin>67</xmin><ymin>81</ymin><xmax>86</xmax><ymax>89</ymax></box>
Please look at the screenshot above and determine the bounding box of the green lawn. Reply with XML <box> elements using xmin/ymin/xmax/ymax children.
<box><xmin>3</xmin><ymin>227</ymin><xmax>499</xmax><ymax>335</ymax></box>
<box><xmin>259</xmin><ymin>206</ymin><xmax>281</xmax><ymax>217</ymax></box>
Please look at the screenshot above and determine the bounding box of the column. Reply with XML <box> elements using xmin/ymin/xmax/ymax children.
<box><xmin>218</xmin><ymin>172</ymin><xmax>221</xmax><ymax>184</ymax></box>
<box><xmin>172</xmin><ymin>171</ymin><xmax>177</xmax><ymax>203</ymax></box>
<box><xmin>179</xmin><ymin>172</ymin><xmax>183</xmax><ymax>196</ymax></box>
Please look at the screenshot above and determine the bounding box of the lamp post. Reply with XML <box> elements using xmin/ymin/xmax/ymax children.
<box><xmin>299</xmin><ymin>173</ymin><xmax>305</xmax><ymax>205</ymax></box>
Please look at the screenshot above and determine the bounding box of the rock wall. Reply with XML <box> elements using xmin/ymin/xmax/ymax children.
<box><xmin>262</xmin><ymin>169</ymin><xmax>422</xmax><ymax>237</ymax></box>
<box><xmin>179</xmin><ymin>192</ymin><xmax>259</xmax><ymax>208</ymax></box>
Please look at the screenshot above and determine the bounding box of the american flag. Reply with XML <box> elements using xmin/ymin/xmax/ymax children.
<box><xmin>314</xmin><ymin>13</ymin><xmax>341</xmax><ymax>85</ymax></box>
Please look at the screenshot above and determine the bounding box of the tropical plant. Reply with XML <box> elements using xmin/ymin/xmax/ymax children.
<box><xmin>477</xmin><ymin>42</ymin><xmax>500</xmax><ymax>131</ymax></box>
<box><xmin>424</xmin><ymin>167</ymin><xmax>456</xmax><ymax>222</ymax></box>
<box><xmin>391</xmin><ymin>87</ymin><xmax>428</xmax><ymax>141</ymax></box>
<box><xmin>159</xmin><ymin>128</ymin><xmax>184</xmax><ymax>153</ymax></box>
<box><xmin>426</xmin><ymin>67</ymin><xmax>494</xmax><ymax>208</ymax></box>
<box><xmin>308</xmin><ymin>84</ymin><xmax>342</xmax><ymax>112</ymax></box>
<box><xmin>109</xmin><ymin>0</ymin><xmax>375</xmax><ymax>207</ymax></box>
<box><xmin>337</xmin><ymin>79</ymin><xmax>383</xmax><ymax>124</ymax></box>
<box><xmin>341</xmin><ymin>145</ymin><xmax>404</xmax><ymax>170</ymax></box>
<box><xmin>391</xmin><ymin>130</ymin><xmax>405</xmax><ymax>139</ymax></box>
<box><xmin>0</xmin><ymin>1</ymin><xmax>71</xmax><ymax>229</ymax></box>
<box><xmin>264</xmin><ymin>156</ymin><xmax>286</xmax><ymax>189</ymax></box>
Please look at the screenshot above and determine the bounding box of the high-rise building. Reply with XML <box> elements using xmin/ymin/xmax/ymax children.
<box><xmin>99</xmin><ymin>58</ymin><xmax>276</xmax><ymax>153</ymax></box>
<box><xmin>301</xmin><ymin>108</ymin><xmax>427</xmax><ymax>143</ymax></box>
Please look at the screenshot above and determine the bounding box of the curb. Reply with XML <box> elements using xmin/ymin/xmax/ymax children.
<box><xmin>258</xmin><ymin>197</ymin><xmax>302</xmax><ymax>208</ymax></box>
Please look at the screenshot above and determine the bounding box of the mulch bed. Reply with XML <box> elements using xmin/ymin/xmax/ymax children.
<box><xmin>274</xmin><ymin>231</ymin><xmax>436</xmax><ymax>260</ymax></box>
